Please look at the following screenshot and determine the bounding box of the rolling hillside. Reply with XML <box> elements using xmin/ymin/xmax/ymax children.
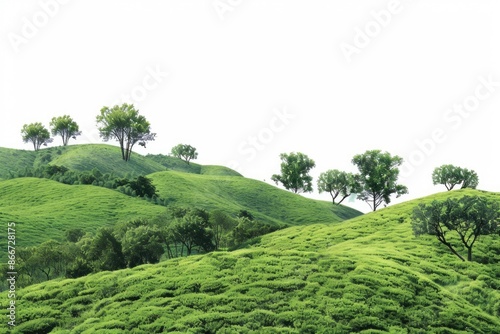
<box><xmin>0</xmin><ymin>144</ymin><xmax>242</xmax><ymax>179</ymax></box>
<box><xmin>146</xmin><ymin>153</ymin><xmax>242</xmax><ymax>177</ymax></box>
<box><xmin>0</xmin><ymin>147</ymin><xmax>39</xmax><ymax>179</ymax></box>
<box><xmin>0</xmin><ymin>178</ymin><xmax>167</xmax><ymax>257</ymax></box>
<box><xmin>0</xmin><ymin>145</ymin><xmax>164</xmax><ymax>179</ymax></box>
<box><xmin>149</xmin><ymin>171</ymin><xmax>359</xmax><ymax>226</ymax></box>
<box><xmin>3</xmin><ymin>189</ymin><xmax>499</xmax><ymax>333</ymax></box>
<box><xmin>0</xmin><ymin>144</ymin><xmax>361</xmax><ymax>262</ymax></box>
<box><xmin>0</xmin><ymin>174</ymin><xmax>360</xmax><ymax>261</ymax></box>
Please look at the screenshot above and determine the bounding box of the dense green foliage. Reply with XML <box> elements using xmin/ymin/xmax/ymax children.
<box><xmin>96</xmin><ymin>103</ymin><xmax>156</xmax><ymax>161</ymax></box>
<box><xmin>271</xmin><ymin>152</ymin><xmax>316</xmax><ymax>193</ymax></box>
<box><xmin>49</xmin><ymin>115</ymin><xmax>81</xmax><ymax>146</ymax></box>
<box><xmin>412</xmin><ymin>195</ymin><xmax>499</xmax><ymax>261</ymax></box>
<box><xmin>6</xmin><ymin>209</ymin><xmax>283</xmax><ymax>288</ymax></box>
<box><xmin>317</xmin><ymin>169</ymin><xmax>361</xmax><ymax>205</ymax></box>
<box><xmin>352</xmin><ymin>150</ymin><xmax>408</xmax><ymax>211</ymax></box>
<box><xmin>432</xmin><ymin>164</ymin><xmax>479</xmax><ymax>190</ymax></box>
<box><xmin>171</xmin><ymin>144</ymin><xmax>198</xmax><ymax>165</ymax></box>
<box><xmin>9</xmin><ymin>163</ymin><xmax>162</xmax><ymax>204</ymax></box>
<box><xmin>2</xmin><ymin>189</ymin><xmax>499</xmax><ymax>333</ymax></box>
<box><xmin>0</xmin><ymin>145</ymin><xmax>242</xmax><ymax>180</ymax></box>
<box><xmin>20</xmin><ymin>123</ymin><xmax>52</xmax><ymax>151</ymax></box>
<box><xmin>0</xmin><ymin>146</ymin><xmax>359</xmax><ymax>265</ymax></box>
<box><xmin>1</xmin><ymin>143</ymin><xmax>498</xmax><ymax>333</ymax></box>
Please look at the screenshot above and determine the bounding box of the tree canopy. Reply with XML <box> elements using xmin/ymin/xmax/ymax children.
<box><xmin>411</xmin><ymin>196</ymin><xmax>499</xmax><ymax>261</ymax></box>
<box><xmin>171</xmin><ymin>144</ymin><xmax>198</xmax><ymax>164</ymax></box>
<box><xmin>96</xmin><ymin>103</ymin><xmax>156</xmax><ymax>161</ymax></box>
<box><xmin>50</xmin><ymin>115</ymin><xmax>81</xmax><ymax>146</ymax></box>
<box><xmin>352</xmin><ymin>150</ymin><xmax>408</xmax><ymax>211</ymax></box>
<box><xmin>271</xmin><ymin>152</ymin><xmax>315</xmax><ymax>193</ymax></box>
<box><xmin>21</xmin><ymin>122</ymin><xmax>53</xmax><ymax>151</ymax></box>
<box><xmin>128</xmin><ymin>176</ymin><xmax>158</xmax><ymax>198</ymax></box>
<box><xmin>432</xmin><ymin>164</ymin><xmax>479</xmax><ymax>191</ymax></box>
<box><xmin>317</xmin><ymin>169</ymin><xmax>361</xmax><ymax>205</ymax></box>
<box><xmin>121</xmin><ymin>225</ymin><xmax>164</xmax><ymax>267</ymax></box>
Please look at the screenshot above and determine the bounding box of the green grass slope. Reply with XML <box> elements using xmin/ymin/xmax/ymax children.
<box><xmin>146</xmin><ymin>153</ymin><xmax>243</xmax><ymax>176</ymax></box>
<box><xmin>0</xmin><ymin>145</ymin><xmax>242</xmax><ymax>179</ymax></box>
<box><xmin>0</xmin><ymin>147</ymin><xmax>38</xmax><ymax>179</ymax></box>
<box><xmin>5</xmin><ymin>189</ymin><xmax>499</xmax><ymax>333</ymax></box>
<box><xmin>149</xmin><ymin>171</ymin><xmax>360</xmax><ymax>226</ymax></box>
<box><xmin>0</xmin><ymin>145</ymin><xmax>167</xmax><ymax>179</ymax></box>
<box><xmin>0</xmin><ymin>178</ymin><xmax>166</xmax><ymax>256</ymax></box>
<box><xmin>47</xmin><ymin>144</ymin><xmax>167</xmax><ymax>177</ymax></box>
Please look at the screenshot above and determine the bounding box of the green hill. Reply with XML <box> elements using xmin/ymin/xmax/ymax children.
<box><xmin>47</xmin><ymin>144</ymin><xmax>168</xmax><ymax>177</ymax></box>
<box><xmin>0</xmin><ymin>178</ymin><xmax>167</xmax><ymax>255</ymax></box>
<box><xmin>3</xmin><ymin>189</ymin><xmax>499</xmax><ymax>333</ymax></box>
<box><xmin>146</xmin><ymin>153</ymin><xmax>243</xmax><ymax>177</ymax></box>
<box><xmin>0</xmin><ymin>147</ymin><xmax>38</xmax><ymax>179</ymax></box>
<box><xmin>0</xmin><ymin>173</ymin><xmax>360</xmax><ymax>261</ymax></box>
<box><xmin>150</xmin><ymin>171</ymin><xmax>359</xmax><ymax>226</ymax></box>
<box><xmin>0</xmin><ymin>145</ymin><xmax>244</xmax><ymax>179</ymax></box>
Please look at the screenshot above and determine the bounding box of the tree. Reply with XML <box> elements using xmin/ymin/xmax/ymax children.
<box><xmin>128</xmin><ymin>176</ymin><xmax>158</xmax><ymax>197</ymax></box>
<box><xmin>29</xmin><ymin>240</ymin><xmax>67</xmax><ymax>281</ymax></box>
<box><xmin>121</xmin><ymin>225</ymin><xmax>164</xmax><ymax>267</ymax></box>
<box><xmin>49</xmin><ymin>115</ymin><xmax>81</xmax><ymax>146</ymax></box>
<box><xmin>85</xmin><ymin>228</ymin><xmax>126</xmax><ymax>271</ymax></box>
<box><xmin>171</xmin><ymin>144</ymin><xmax>198</xmax><ymax>164</ymax></box>
<box><xmin>96</xmin><ymin>103</ymin><xmax>156</xmax><ymax>161</ymax></box>
<box><xmin>411</xmin><ymin>196</ymin><xmax>499</xmax><ymax>261</ymax></box>
<box><xmin>432</xmin><ymin>165</ymin><xmax>479</xmax><ymax>191</ymax></box>
<box><xmin>231</xmin><ymin>217</ymin><xmax>280</xmax><ymax>246</ymax></box>
<box><xmin>317</xmin><ymin>169</ymin><xmax>361</xmax><ymax>205</ymax></box>
<box><xmin>271</xmin><ymin>152</ymin><xmax>316</xmax><ymax>193</ymax></box>
<box><xmin>210</xmin><ymin>210</ymin><xmax>236</xmax><ymax>250</ymax></box>
<box><xmin>237</xmin><ymin>210</ymin><xmax>254</xmax><ymax>221</ymax></box>
<box><xmin>168</xmin><ymin>214</ymin><xmax>214</xmax><ymax>256</ymax></box>
<box><xmin>460</xmin><ymin>168</ymin><xmax>479</xmax><ymax>189</ymax></box>
<box><xmin>352</xmin><ymin>150</ymin><xmax>408</xmax><ymax>211</ymax></box>
<box><xmin>21</xmin><ymin>122</ymin><xmax>53</xmax><ymax>151</ymax></box>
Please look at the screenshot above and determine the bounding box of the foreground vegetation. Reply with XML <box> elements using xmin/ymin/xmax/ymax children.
<box><xmin>2</xmin><ymin>189</ymin><xmax>499</xmax><ymax>333</ymax></box>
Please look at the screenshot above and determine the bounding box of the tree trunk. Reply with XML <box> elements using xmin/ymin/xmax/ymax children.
<box><xmin>467</xmin><ymin>247</ymin><xmax>472</xmax><ymax>261</ymax></box>
<box><xmin>337</xmin><ymin>195</ymin><xmax>349</xmax><ymax>205</ymax></box>
<box><xmin>444</xmin><ymin>242</ymin><xmax>466</xmax><ymax>261</ymax></box>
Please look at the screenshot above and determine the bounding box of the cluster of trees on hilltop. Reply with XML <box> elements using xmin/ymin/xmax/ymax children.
<box><xmin>271</xmin><ymin>150</ymin><xmax>408</xmax><ymax>211</ymax></box>
<box><xmin>21</xmin><ymin>104</ymin><xmax>154</xmax><ymax>160</ymax></box>
<box><xmin>272</xmin><ymin>150</ymin><xmax>480</xmax><ymax>211</ymax></box>
<box><xmin>21</xmin><ymin>115</ymin><xmax>81</xmax><ymax>150</ymax></box>
<box><xmin>21</xmin><ymin>103</ymin><xmax>200</xmax><ymax>165</ymax></box>
<box><xmin>270</xmin><ymin>150</ymin><xmax>497</xmax><ymax>262</ymax></box>
<box><xmin>9</xmin><ymin>208</ymin><xmax>281</xmax><ymax>288</ymax></box>
<box><xmin>432</xmin><ymin>164</ymin><xmax>479</xmax><ymax>190</ymax></box>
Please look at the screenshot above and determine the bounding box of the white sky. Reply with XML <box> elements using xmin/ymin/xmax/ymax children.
<box><xmin>1</xmin><ymin>0</ymin><xmax>500</xmax><ymax>213</ymax></box>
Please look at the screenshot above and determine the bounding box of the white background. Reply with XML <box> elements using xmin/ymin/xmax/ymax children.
<box><xmin>1</xmin><ymin>0</ymin><xmax>500</xmax><ymax>213</ymax></box>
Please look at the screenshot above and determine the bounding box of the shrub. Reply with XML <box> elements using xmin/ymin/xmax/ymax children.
<box><xmin>14</xmin><ymin>317</ymin><xmax>59</xmax><ymax>333</ymax></box>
